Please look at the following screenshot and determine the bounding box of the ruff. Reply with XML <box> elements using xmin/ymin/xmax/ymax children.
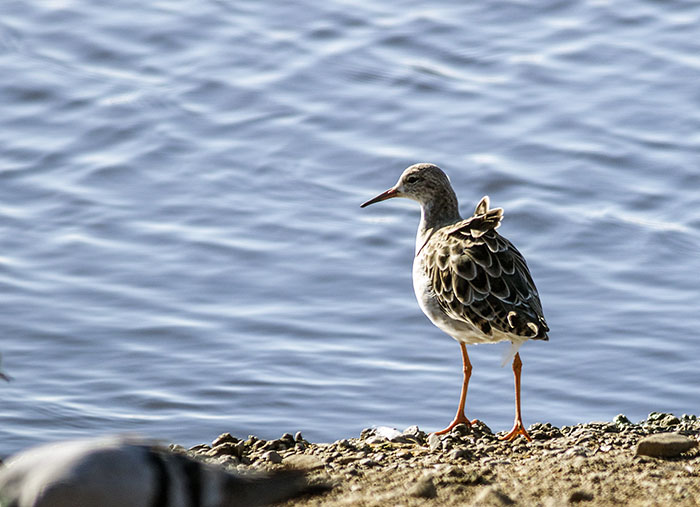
<box><xmin>361</xmin><ymin>163</ymin><xmax>549</xmax><ymax>441</ymax></box>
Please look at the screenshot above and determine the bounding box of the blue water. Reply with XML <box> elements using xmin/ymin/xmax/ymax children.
<box><xmin>2</xmin><ymin>0</ymin><xmax>700</xmax><ymax>456</ymax></box>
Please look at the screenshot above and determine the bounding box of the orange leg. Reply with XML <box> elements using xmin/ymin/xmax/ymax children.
<box><xmin>500</xmin><ymin>352</ymin><xmax>532</xmax><ymax>442</ymax></box>
<box><xmin>435</xmin><ymin>343</ymin><xmax>478</xmax><ymax>435</ymax></box>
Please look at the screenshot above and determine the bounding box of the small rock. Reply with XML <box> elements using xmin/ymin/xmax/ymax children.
<box><xmin>449</xmin><ymin>448</ymin><xmax>471</xmax><ymax>460</ymax></box>
<box><xmin>660</xmin><ymin>415</ymin><xmax>681</xmax><ymax>427</ymax></box>
<box><xmin>359</xmin><ymin>458</ymin><xmax>378</xmax><ymax>467</ymax></box>
<box><xmin>613</xmin><ymin>414</ymin><xmax>631</xmax><ymax>425</ymax></box>
<box><xmin>374</xmin><ymin>426</ymin><xmax>403</xmax><ymax>441</ymax></box>
<box><xmin>569</xmin><ymin>489</ymin><xmax>594</xmax><ymax>503</ymax></box>
<box><xmin>334</xmin><ymin>439</ymin><xmax>348</xmax><ymax>448</ymax></box>
<box><xmin>472</xmin><ymin>486</ymin><xmax>515</xmax><ymax>506</ymax></box>
<box><xmin>403</xmin><ymin>424</ymin><xmax>421</xmax><ymax>435</ymax></box>
<box><xmin>284</xmin><ymin>454</ymin><xmax>324</xmax><ymax>470</ymax></box>
<box><xmin>441</xmin><ymin>439</ymin><xmax>455</xmax><ymax>452</ymax></box>
<box><xmin>262</xmin><ymin>439</ymin><xmax>284</xmax><ymax>451</ymax></box>
<box><xmin>360</xmin><ymin>428</ymin><xmax>374</xmax><ymax>440</ymax></box>
<box><xmin>428</xmin><ymin>433</ymin><xmax>442</xmax><ymax>452</ymax></box>
<box><xmin>188</xmin><ymin>444</ymin><xmax>211</xmax><ymax>453</ymax></box>
<box><xmin>281</xmin><ymin>433</ymin><xmax>295</xmax><ymax>444</ymax></box>
<box><xmin>408</xmin><ymin>474</ymin><xmax>437</xmax><ymax>499</ymax></box>
<box><xmin>451</xmin><ymin>423</ymin><xmax>470</xmax><ymax>436</ymax></box>
<box><xmin>635</xmin><ymin>433</ymin><xmax>698</xmax><ymax>458</ymax></box>
<box><xmin>262</xmin><ymin>450</ymin><xmax>283</xmax><ymax>464</ymax></box>
<box><xmin>206</xmin><ymin>442</ymin><xmax>241</xmax><ymax>458</ymax></box>
<box><xmin>212</xmin><ymin>432</ymin><xmax>239</xmax><ymax>447</ymax></box>
<box><xmin>471</xmin><ymin>420</ymin><xmax>493</xmax><ymax>435</ymax></box>
<box><xmin>336</xmin><ymin>455</ymin><xmax>359</xmax><ymax>465</ymax></box>
<box><xmin>294</xmin><ymin>431</ymin><xmax>304</xmax><ymax>442</ymax></box>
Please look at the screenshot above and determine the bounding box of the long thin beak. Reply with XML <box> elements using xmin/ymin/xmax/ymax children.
<box><xmin>361</xmin><ymin>187</ymin><xmax>399</xmax><ymax>208</ymax></box>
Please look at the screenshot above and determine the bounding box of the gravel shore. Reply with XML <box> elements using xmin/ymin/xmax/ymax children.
<box><xmin>174</xmin><ymin>412</ymin><xmax>700</xmax><ymax>506</ymax></box>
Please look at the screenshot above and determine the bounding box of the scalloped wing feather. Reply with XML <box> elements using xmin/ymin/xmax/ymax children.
<box><xmin>423</xmin><ymin>200</ymin><xmax>549</xmax><ymax>341</ymax></box>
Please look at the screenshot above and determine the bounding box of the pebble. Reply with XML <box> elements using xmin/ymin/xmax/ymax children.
<box><xmin>262</xmin><ymin>450</ymin><xmax>283</xmax><ymax>464</ymax></box>
<box><xmin>373</xmin><ymin>426</ymin><xmax>403</xmax><ymax>441</ymax></box>
<box><xmin>428</xmin><ymin>433</ymin><xmax>441</xmax><ymax>452</ymax></box>
<box><xmin>206</xmin><ymin>442</ymin><xmax>240</xmax><ymax>458</ymax></box>
<box><xmin>569</xmin><ymin>489</ymin><xmax>594</xmax><ymax>503</ymax></box>
<box><xmin>449</xmin><ymin>448</ymin><xmax>471</xmax><ymax>460</ymax></box>
<box><xmin>408</xmin><ymin>474</ymin><xmax>437</xmax><ymax>499</ymax></box>
<box><xmin>613</xmin><ymin>414</ymin><xmax>631</xmax><ymax>425</ymax></box>
<box><xmin>635</xmin><ymin>433</ymin><xmax>698</xmax><ymax>458</ymax></box>
<box><xmin>284</xmin><ymin>454</ymin><xmax>324</xmax><ymax>470</ymax></box>
<box><xmin>450</xmin><ymin>423</ymin><xmax>470</xmax><ymax>436</ymax></box>
<box><xmin>402</xmin><ymin>424</ymin><xmax>421</xmax><ymax>436</ymax></box>
<box><xmin>262</xmin><ymin>439</ymin><xmax>283</xmax><ymax>451</ymax></box>
<box><xmin>211</xmin><ymin>432</ymin><xmax>238</xmax><ymax>447</ymax></box>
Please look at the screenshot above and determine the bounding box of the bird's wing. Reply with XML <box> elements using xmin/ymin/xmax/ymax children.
<box><xmin>425</xmin><ymin>197</ymin><xmax>549</xmax><ymax>339</ymax></box>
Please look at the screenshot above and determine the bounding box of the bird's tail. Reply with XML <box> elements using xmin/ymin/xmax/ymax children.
<box><xmin>469</xmin><ymin>196</ymin><xmax>503</xmax><ymax>238</ymax></box>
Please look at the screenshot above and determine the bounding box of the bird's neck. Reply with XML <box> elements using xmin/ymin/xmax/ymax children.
<box><xmin>416</xmin><ymin>191</ymin><xmax>461</xmax><ymax>255</ymax></box>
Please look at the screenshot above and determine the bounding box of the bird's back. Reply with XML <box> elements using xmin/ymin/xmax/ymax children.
<box><xmin>415</xmin><ymin>197</ymin><xmax>549</xmax><ymax>344</ymax></box>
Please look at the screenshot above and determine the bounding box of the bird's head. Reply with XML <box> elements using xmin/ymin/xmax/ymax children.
<box><xmin>361</xmin><ymin>163</ymin><xmax>453</xmax><ymax>208</ymax></box>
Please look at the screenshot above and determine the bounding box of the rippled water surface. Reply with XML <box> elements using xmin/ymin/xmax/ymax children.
<box><xmin>2</xmin><ymin>0</ymin><xmax>700</xmax><ymax>456</ymax></box>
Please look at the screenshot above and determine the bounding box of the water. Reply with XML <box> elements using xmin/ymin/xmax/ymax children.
<box><xmin>2</xmin><ymin>0</ymin><xmax>700</xmax><ymax>457</ymax></box>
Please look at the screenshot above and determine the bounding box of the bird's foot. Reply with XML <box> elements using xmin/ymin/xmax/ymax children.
<box><xmin>499</xmin><ymin>420</ymin><xmax>532</xmax><ymax>442</ymax></box>
<box><xmin>433</xmin><ymin>415</ymin><xmax>479</xmax><ymax>435</ymax></box>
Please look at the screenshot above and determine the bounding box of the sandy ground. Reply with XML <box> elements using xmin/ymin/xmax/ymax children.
<box><xmin>177</xmin><ymin>412</ymin><xmax>700</xmax><ymax>506</ymax></box>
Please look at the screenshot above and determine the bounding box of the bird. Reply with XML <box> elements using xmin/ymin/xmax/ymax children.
<box><xmin>0</xmin><ymin>435</ymin><xmax>309</xmax><ymax>507</ymax></box>
<box><xmin>361</xmin><ymin>163</ymin><xmax>549</xmax><ymax>441</ymax></box>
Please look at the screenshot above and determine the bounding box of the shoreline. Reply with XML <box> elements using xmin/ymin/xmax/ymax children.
<box><xmin>172</xmin><ymin>412</ymin><xmax>700</xmax><ymax>506</ymax></box>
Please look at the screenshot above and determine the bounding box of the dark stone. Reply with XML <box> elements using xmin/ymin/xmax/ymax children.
<box><xmin>569</xmin><ymin>490</ymin><xmax>594</xmax><ymax>503</ymax></box>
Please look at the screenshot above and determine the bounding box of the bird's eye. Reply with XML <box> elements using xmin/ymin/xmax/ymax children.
<box><xmin>405</xmin><ymin>175</ymin><xmax>419</xmax><ymax>184</ymax></box>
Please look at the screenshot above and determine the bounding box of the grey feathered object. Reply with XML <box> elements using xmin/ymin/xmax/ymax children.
<box><xmin>0</xmin><ymin>435</ymin><xmax>308</xmax><ymax>507</ymax></box>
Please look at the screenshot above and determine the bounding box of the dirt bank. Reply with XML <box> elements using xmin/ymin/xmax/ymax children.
<box><xmin>176</xmin><ymin>412</ymin><xmax>700</xmax><ymax>506</ymax></box>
